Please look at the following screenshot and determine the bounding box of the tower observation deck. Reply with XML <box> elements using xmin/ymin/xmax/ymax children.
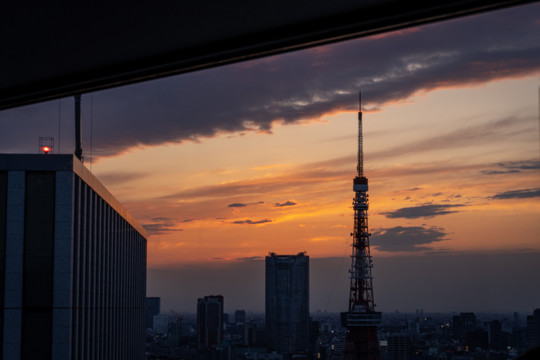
<box><xmin>341</xmin><ymin>93</ymin><xmax>381</xmax><ymax>359</ymax></box>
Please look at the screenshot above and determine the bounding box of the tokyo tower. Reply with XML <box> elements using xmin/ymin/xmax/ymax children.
<box><xmin>341</xmin><ymin>92</ymin><xmax>381</xmax><ymax>360</ymax></box>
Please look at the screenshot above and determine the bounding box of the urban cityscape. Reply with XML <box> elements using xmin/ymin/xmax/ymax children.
<box><xmin>144</xmin><ymin>292</ymin><xmax>540</xmax><ymax>359</ymax></box>
<box><xmin>142</xmin><ymin>94</ymin><xmax>539</xmax><ymax>360</ymax></box>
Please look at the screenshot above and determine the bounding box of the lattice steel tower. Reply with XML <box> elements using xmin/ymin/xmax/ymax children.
<box><xmin>341</xmin><ymin>92</ymin><xmax>381</xmax><ymax>360</ymax></box>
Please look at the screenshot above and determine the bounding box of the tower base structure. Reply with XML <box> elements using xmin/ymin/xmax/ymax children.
<box><xmin>342</xmin><ymin>312</ymin><xmax>381</xmax><ymax>360</ymax></box>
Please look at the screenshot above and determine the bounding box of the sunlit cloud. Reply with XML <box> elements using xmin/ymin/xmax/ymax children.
<box><xmin>309</xmin><ymin>236</ymin><xmax>341</xmax><ymax>242</ymax></box>
<box><xmin>370</xmin><ymin>115</ymin><xmax>532</xmax><ymax>161</ymax></box>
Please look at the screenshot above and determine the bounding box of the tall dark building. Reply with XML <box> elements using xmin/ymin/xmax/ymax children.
<box><xmin>265</xmin><ymin>252</ymin><xmax>310</xmax><ymax>356</ymax></box>
<box><xmin>197</xmin><ymin>295</ymin><xmax>224</xmax><ymax>349</ymax></box>
<box><xmin>146</xmin><ymin>297</ymin><xmax>161</xmax><ymax>329</ymax></box>
<box><xmin>527</xmin><ymin>308</ymin><xmax>540</xmax><ymax>349</ymax></box>
<box><xmin>0</xmin><ymin>154</ymin><xmax>147</xmax><ymax>360</ymax></box>
<box><xmin>341</xmin><ymin>93</ymin><xmax>381</xmax><ymax>360</ymax></box>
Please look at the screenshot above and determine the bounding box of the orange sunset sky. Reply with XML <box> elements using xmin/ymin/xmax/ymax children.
<box><xmin>1</xmin><ymin>3</ymin><xmax>539</xmax><ymax>313</ymax></box>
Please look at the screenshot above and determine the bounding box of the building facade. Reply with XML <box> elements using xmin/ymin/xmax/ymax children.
<box><xmin>0</xmin><ymin>154</ymin><xmax>147</xmax><ymax>360</ymax></box>
<box><xmin>265</xmin><ymin>252</ymin><xmax>309</xmax><ymax>356</ymax></box>
<box><xmin>527</xmin><ymin>308</ymin><xmax>540</xmax><ymax>349</ymax></box>
<box><xmin>197</xmin><ymin>295</ymin><xmax>224</xmax><ymax>349</ymax></box>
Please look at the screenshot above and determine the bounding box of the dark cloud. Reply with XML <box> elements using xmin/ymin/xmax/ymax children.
<box><xmin>481</xmin><ymin>169</ymin><xmax>520</xmax><ymax>175</ymax></box>
<box><xmin>274</xmin><ymin>200</ymin><xmax>297</xmax><ymax>207</ymax></box>
<box><xmin>481</xmin><ymin>159</ymin><xmax>540</xmax><ymax>175</ymax></box>
<box><xmin>143</xmin><ymin>217</ymin><xmax>187</xmax><ymax>235</ymax></box>
<box><xmin>143</xmin><ymin>223</ymin><xmax>183</xmax><ymax>235</ymax></box>
<box><xmin>228</xmin><ymin>203</ymin><xmax>247</xmax><ymax>208</ymax></box>
<box><xmin>236</xmin><ymin>256</ymin><xmax>264</xmax><ymax>261</ymax></box>
<box><xmin>490</xmin><ymin>188</ymin><xmax>540</xmax><ymax>200</ymax></box>
<box><xmin>1</xmin><ymin>4</ymin><xmax>539</xmax><ymax>156</ymax></box>
<box><xmin>382</xmin><ymin>204</ymin><xmax>465</xmax><ymax>219</ymax></box>
<box><xmin>231</xmin><ymin>219</ymin><xmax>272</xmax><ymax>225</ymax></box>
<box><xmin>228</xmin><ymin>201</ymin><xmax>264</xmax><ymax>208</ymax></box>
<box><xmin>371</xmin><ymin>226</ymin><xmax>448</xmax><ymax>252</ymax></box>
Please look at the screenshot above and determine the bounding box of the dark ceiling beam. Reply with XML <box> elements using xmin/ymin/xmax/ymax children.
<box><xmin>0</xmin><ymin>0</ymin><xmax>535</xmax><ymax>110</ymax></box>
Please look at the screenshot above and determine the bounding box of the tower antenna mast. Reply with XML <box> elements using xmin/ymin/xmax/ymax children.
<box><xmin>357</xmin><ymin>92</ymin><xmax>364</xmax><ymax>177</ymax></box>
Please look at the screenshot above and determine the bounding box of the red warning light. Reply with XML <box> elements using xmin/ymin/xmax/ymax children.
<box><xmin>42</xmin><ymin>146</ymin><xmax>51</xmax><ymax>154</ymax></box>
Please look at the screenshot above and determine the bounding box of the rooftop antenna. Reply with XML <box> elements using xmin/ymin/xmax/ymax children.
<box><xmin>74</xmin><ymin>94</ymin><xmax>83</xmax><ymax>162</ymax></box>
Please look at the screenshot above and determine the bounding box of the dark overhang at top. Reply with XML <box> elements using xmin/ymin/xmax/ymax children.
<box><xmin>0</xmin><ymin>0</ymin><xmax>534</xmax><ymax>110</ymax></box>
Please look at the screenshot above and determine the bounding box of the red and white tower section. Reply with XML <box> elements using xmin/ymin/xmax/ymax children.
<box><xmin>341</xmin><ymin>93</ymin><xmax>381</xmax><ymax>360</ymax></box>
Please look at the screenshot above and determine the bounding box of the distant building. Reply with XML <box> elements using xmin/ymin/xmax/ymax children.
<box><xmin>265</xmin><ymin>252</ymin><xmax>309</xmax><ymax>356</ymax></box>
<box><xmin>236</xmin><ymin>309</ymin><xmax>246</xmax><ymax>324</ymax></box>
<box><xmin>527</xmin><ymin>308</ymin><xmax>540</xmax><ymax>349</ymax></box>
<box><xmin>244</xmin><ymin>322</ymin><xmax>258</xmax><ymax>346</ymax></box>
<box><xmin>452</xmin><ymin>312</ymin><xmax>477</xmax><ymax>339</ymax></box>
<box><xmin>167</xmin><ymin>317</ymin><xmax>187</xmax><ymax>347</ymax></box>
<box><xmin>146</xmin><ymin>297</ymin><xmax>161</xmax><ymax>329</ymax></box>
<box><xmin>0</xmin><ymin>154</ymin><xmax>147</xmax><ymax>360</ymax></box>
<box><xmin>465</xmin><ymin>329</ymin><xmax>489</xmax><ymax>350</ymax></box>
<box><xmin>489</xmin><ymin>320</ymin><xmax>510</xmax><ymax>351</ymax></box>
<box><xmin>153</xmin><ymin>314</ymin><xmax>169</xmax><ymax>334</ymax></box>
<box><xmin>197</xmin><ymin>295</ymin><xmax>224</xmax><ymax>349</ymax></box>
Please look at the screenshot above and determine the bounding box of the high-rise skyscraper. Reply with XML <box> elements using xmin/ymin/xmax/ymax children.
<box><xmin>0</xmin><ymin>154</ymin><xmax>147</xmax><ymax>360</ymax></box>
<box><xmin>265</xmin><ymin>252</ymin><xmax>309</xmax><ymax>356</ymax></box>
<box><xmin>197</xmin><ymin>295</ymin><xmax>224</xmax><ymax>349</ymax></box>
<box><xmin>341</xmin><ymin>93</ymin><xmax>381</xmax><ymax>360</ymax></box>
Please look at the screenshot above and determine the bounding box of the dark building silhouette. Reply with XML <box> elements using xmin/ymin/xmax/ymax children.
<box><xmin>452</xmin><ymin>312</ymin><xmax>477</xmax><ymax>339</ymax></box>
<box><xmin>489</xmin><ymin>320</ymin><xmax>511</xmax><ymax>351</ymax></box>
<box><xmin>465</xmin><ymin>329</ymin><xmax>489</xmax><ymax>350</ymax></box>
<box><xmin>265</xmin><ymin>252</ymin><xmax>309</xmax><ymax>356</ymax></box>
<box><xmin>197</xmin><ymin>295</ymin><xmax>224</xmax><ymax>349</ymax></box>
<box><xmin>527</xmin><ymin>308</ymin><xmax>540</xmax><ymax>349</ymax></box>
<box><xmin>0</xmin><ymin>154</ymin><xmax>147</xmax><ymax>360</ymax></box>
<box><xmin>235</xmin><ymin>309</ymin><xmax>246</xmax><ymax>324</ymax></box>
<box><xmin>146</xmin><ymin>297</ymin><xmax>161</xmax><ymax>329</ymax></box>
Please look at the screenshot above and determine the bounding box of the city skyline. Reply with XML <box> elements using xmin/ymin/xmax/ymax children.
<box><xmin>1</xmin><ymin>3</ymin><xmax>539</xmax><ymax>314</ymax></box>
